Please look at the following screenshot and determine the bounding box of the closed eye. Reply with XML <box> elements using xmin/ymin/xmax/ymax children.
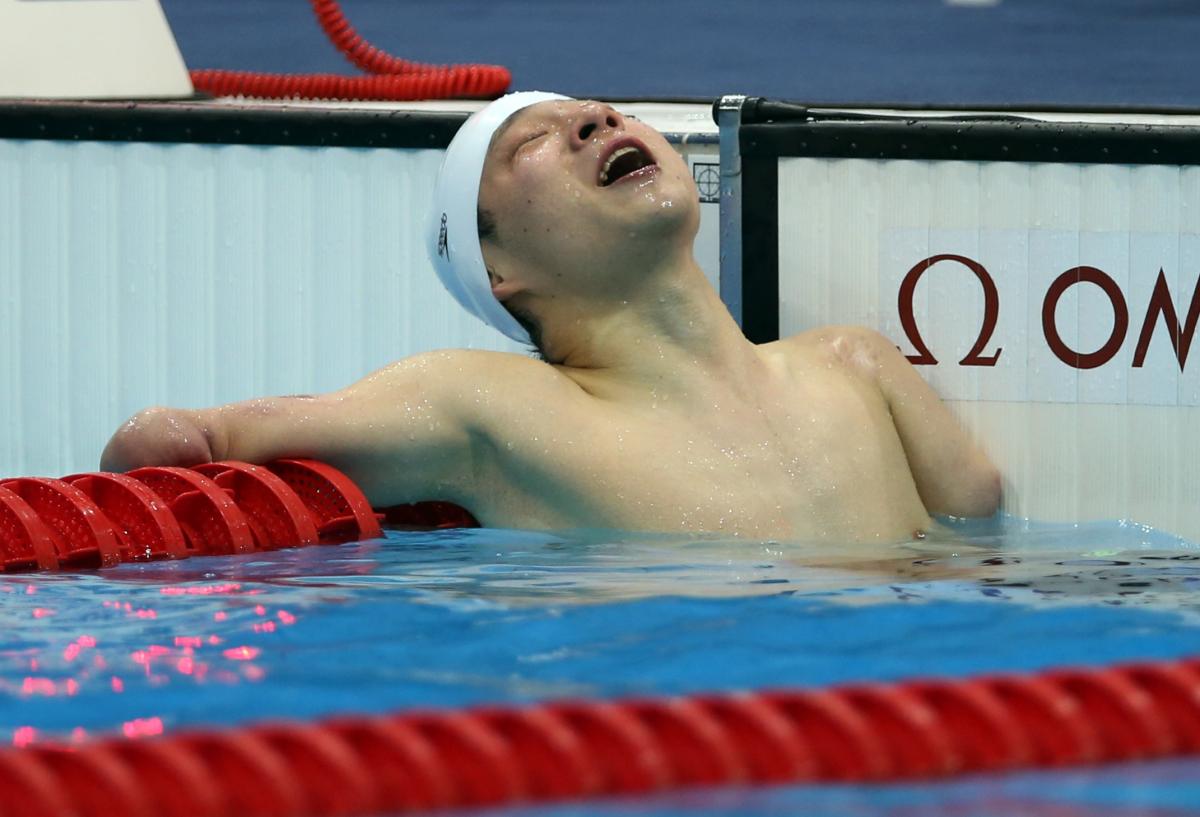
<box><xmin>514</xmin><ymin>131</ymin><xmax>548</xmax><ymax>155</ymax></box>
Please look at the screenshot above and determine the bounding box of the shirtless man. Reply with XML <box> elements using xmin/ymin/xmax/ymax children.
<box><xmin>101</xmin><ymin>93</ymin><xmax>1000</xmax><ymax>542</ymax></box>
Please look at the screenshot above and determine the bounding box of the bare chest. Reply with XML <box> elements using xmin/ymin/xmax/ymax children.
<box><xmin>473</xmin><ymin>375</ymin><xmax>929</xmax><ymax>541</ymax></box>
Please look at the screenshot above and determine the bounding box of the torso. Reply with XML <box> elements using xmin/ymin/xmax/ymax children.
<box><xmin>461</xmin><ymin>329</ymin><xmax>932</xmax><ymax>542</ymax></box>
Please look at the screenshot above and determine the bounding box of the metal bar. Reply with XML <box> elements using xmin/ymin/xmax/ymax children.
<box><xmin>716</xmin><ymin>94</ymin><xmax>746</xmax><ymax>329</ymax></box>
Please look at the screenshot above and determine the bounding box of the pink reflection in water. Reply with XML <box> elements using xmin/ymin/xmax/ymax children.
<box><xmin>121</xmin><ymin>717</ymin><xmax>164</xmax><ymax>739</ymax></box>
<box><xmin>160</xmin><ymin>583</ymin><xmax>243</xmax><ymax>596</ymax></box>
<box><xmin>21</xmin><ymin>677</ymin><xmax>56</xmax><ymax>696</ymax></box>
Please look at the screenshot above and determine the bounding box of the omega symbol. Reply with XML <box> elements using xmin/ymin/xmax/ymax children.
<box><xmin>897</xmin><ymin>254</ymin><xmax>1003</xmax><ymax>367</ymax></box>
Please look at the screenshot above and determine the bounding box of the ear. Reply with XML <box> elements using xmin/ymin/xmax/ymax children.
<box><xmin>488</xmin><ymin>267</ymin><xmax>527</xmax><ymax>302</ymax></box>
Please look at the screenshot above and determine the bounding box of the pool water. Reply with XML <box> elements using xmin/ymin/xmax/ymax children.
<box><xmin>2</xmin><ymin>515</ymin><xmax>1199</xmax><ymax>815</ymax></box>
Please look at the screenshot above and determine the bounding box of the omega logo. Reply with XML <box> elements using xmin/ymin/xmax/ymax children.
<box><xmin>898</xmin><ymin>254</ymin><xmax>1200</xmax><ymax>371</ymax></box>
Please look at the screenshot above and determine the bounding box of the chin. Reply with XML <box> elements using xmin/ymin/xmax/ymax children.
<box><xmin>628</xmin><ymin>183</ymin><xmax>700</xmax><ymax>242</ymax></box>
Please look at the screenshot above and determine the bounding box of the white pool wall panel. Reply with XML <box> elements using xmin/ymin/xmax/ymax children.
<box><xmin>0</xmin><ymin>140</ymin><xmax>517</xmax><ymax>477</ymax></box>
<box><xmin>778</xmin><ymin>156</ymin><xmax>1200</xmax><ymax>539</ymax></box>
<box><xmin>0</xmin><ymin>131</ymin><xmax>719</xmax><ymax>478</ymax></box>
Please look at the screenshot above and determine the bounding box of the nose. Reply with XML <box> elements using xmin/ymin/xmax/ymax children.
<box><xmin>570</xmin><ymin>104</ymin><xmax>624</xmax><ymax>149</ymax></box>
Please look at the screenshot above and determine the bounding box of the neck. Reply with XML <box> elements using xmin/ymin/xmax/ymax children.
<box><xmin>530</xmin><ymin>253</ymin><xmax>766</xmax><ymax>395</ymax></box>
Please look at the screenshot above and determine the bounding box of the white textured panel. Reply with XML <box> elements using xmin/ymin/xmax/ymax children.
<box><xmin>779</xmin><ymin>158</ymin><xmax>833</xmax><ymax>332</ymax></box>
<box><xmin>778</xmin><ymin>156</ymin><xmax>1200</xmax><ymax>540</ymax></box>
<box><xmin>0</xmin><ymin>140</ymin><xmax>521</xmax><ymax>477</ymax></box>
<box><xmin>67</xmin><ymin>143</ymin><xmax>120</xmax><ymax>475</ymax></box>
<box><xmin>683</xmin><ymin>146</ymin><xmax>721</xmax><ymax>292</ymax></box>
<box><xmin>0</xmin><ymin>139</ymin><xmax>19</xmax><ymax>474</ymax></box>
<box><xmin>1</xmin><ymin>136</ymin><xmax>719</xmax><ymax>479</ymax></box>
<box><xmin>1028</xmin><ymin>166</ymin><xmax>1080</xmax><ymax>405</ymax></box>
<box><xmin>1077</xmin><ymin>166</ymin><xmax>1131</xmax><ymax>406</ymax></box>
<box><xmin>827</xmin><ymin>160</ymin><xmax>881</xmax><ymax>332</ymax></box>
<box><xmin>19</xmin><ymin>141</ymin><xmax>69</xmax><ymax>475</ymax></box>
<box><xmin>1180</xmin><ymin>167</ymin><xmax>1200</xmax><ymax>408</ymax></box>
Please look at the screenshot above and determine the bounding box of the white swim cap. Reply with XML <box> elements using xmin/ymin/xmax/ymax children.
<box><xmin>428</xmin><ymin>91</ymin><xmax>572</xmax><ymax>345</ymax></box>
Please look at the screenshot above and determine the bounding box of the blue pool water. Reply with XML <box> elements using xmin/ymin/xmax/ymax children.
<box><xmin>2</xmin><ymin>516</ymin><xmax>1199</xmax><ymax>815</ymax></box>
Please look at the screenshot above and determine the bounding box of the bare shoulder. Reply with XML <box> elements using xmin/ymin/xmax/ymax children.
<box><xmin>768</xmin><ymin>325</ymin><xmax>898</xmax><ymax>384</ymax></box>
<box><xmin>366</xmin><ymin>348</ymin><xmax>566</xmax><ymax>386</ymax></box>
<box><xmin>364</xmin><ymin>348</ymin><xmax>582</xmax><ymax>419</ymax></box>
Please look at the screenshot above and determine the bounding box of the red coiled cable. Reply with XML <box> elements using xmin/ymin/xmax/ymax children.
<box><xmin>2</xmin><ymin>658</ymin><xmax>1198</xmax><ymax>816</ymax></box>
<box><xmin>189</xmin><ymin>0</ymin><xmax>511</xmax><ymax>102</ymax></box>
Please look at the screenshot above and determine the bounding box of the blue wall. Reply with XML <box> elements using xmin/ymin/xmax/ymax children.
<box><xmin>162</xmin><ymin>0</ymin><xmax>1200</xmax><ymax>107</ymax></box>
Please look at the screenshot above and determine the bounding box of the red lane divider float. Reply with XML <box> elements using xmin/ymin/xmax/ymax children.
<box><xmin>0</xmin><ymin>485</ymin><xmax>60</xmax><ymax>571</ymax></box>
<box><xmin>266</xmin><ymin>459</ymin><xmax>384</xmax><ymax>545</ymax></box>
<box><xmin>1</xmin><ymin>658</ymin><xmax>1198</xmax><ymax>816</ymax></box>
<box><xmin>124</xmin><ymin>466</ymin><xmax>257</xmax><ymax>557</ymax></box>
<box><xmin>63</xmin><ymin>473</ymin><xmax>190</xmax><ymax>563</ymax></box>
<box><xmin>0</xmin><ymin>459</ymin><xmax>485</xmax><ymax>573</ymax></box>
<box><xmin>192</xmin><ymin>462</ymin><xmax>321</xmax><ymax>552</ymax></box>
<box><xmin>0</xmin><ymin>478</ymin><xmax>122</xmax><ymax>569</ymax></box>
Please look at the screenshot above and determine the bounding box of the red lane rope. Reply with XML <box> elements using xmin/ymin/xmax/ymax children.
<box><xmin>3</xmin><ymin>459</ymin><xmax>1199</xmax><ymax>811</ymax></box>
<box><xmin>189</xmin><ymin>0</ymin><xmax>511</xmax><ymax>101</ymax></box>
<box><xmin>2</xmin><ymin>658</ymin><xmax>1198</xmax><ymax>816</ymax></box>
<box><xmin>0</xmin><ymin>459</ymin><xmax>477</xmax><ymax>573</ymax></box>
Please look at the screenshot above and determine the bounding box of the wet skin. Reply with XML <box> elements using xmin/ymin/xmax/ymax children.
<box><xmin>102</xmin><ymin>101</ymin><xmax>1000</xmax><ymax>543</ymax></box>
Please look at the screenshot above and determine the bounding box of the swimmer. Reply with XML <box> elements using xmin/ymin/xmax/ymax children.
<box><xmin>101</xmin><ymin>93</ymin><xmax>1000</xmax><ymax>542</ymax></box>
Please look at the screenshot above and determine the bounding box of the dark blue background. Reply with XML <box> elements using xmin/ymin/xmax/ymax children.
<box><xmin>160</xmin><ymin>0</ymin><xmax>1200</xmax><ymax>107</ymax></box>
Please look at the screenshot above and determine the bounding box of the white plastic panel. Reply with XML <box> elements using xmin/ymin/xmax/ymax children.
<box><xmin>0</xmin><ymin>136</ymin><xmax>719</xmax><ymax>478</ymax></box>
<box><xmin>779</xmin><ymin>157</ymin><xmax>1200</xmax><ymax>539</ymax></box>
<box><xmin>0</xmin><ymin>0</ymin><xmax>191</xmax><ymax>99</ymax></box>
<box><xmin>685</xmin><ymin>147</ymin><xmax>721</xmax><ymax>292</ymax></box>
<box><xmin>0</xmin><ymin>140</ymin><xmax>517</xmax><ymax>477</ymax></box>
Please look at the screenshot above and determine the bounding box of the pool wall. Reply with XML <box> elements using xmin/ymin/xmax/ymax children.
<box><xmin>0</xmin><ymin>101</ymin><xmax>719</xmax><ymax>477</ymax></box>
<box><xmin>727</xmin><ymin>100</ymin><xmax>1200</xmax><ymax>539</ymax></box>
<box><xmin>12</xmin><ymin>96</ymin><xmax>1194</xmax><ymax>542</ymax></box>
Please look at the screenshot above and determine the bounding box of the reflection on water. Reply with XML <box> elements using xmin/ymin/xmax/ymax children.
<box><xmin>0</xmin><ymin>513</ymin><xmax>1197</xmax><ymax>799</ymax></box>
<box><xmin>97</xmin><ymin>513</ymin><xmax>1200</xmax><ymax>613</ymax></box>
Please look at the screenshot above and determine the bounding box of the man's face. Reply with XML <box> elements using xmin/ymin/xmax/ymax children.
<box><xmin>477</xmin><ymin>100</ymin><xmax>700</xmax><ymax>300</ymax></box>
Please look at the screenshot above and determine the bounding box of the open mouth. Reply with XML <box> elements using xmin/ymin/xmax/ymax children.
<box><xmin>598</xmin><ymin>140</ymin><xmax>657</xmax><ymax>187</ymax></box>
